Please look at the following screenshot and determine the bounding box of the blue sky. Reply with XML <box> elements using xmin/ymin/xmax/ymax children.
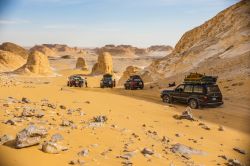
<box><xmin>0</xmin><ymin>0</ymin><xmax>239</xmax><ymax>47</ymax></box>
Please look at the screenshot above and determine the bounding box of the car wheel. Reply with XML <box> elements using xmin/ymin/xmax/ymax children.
<box><xmin>189</xmin><ymin>99</ymin><xmax>198</xmax><ymax>109</ymax></box>
<box><xmin>163</xmin><ymin>95</ymin><xmax>171</xmax><ymax>103</ymax></box>
<box><xmin>69</xmin><ymin>83</ymin><xmax>72</xmax><ymax>87</ymax></box>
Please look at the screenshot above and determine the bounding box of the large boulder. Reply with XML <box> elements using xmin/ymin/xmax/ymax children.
<box><xmin>0</xmin><ymin>42</ymin><xmax>29</xmax><ymax>59</ymax></box>
<box><xmin>15</xmin><ymin>125</ymin><xmax>48</xmax><ymax>148</ymax></box>
<box><xmin>15</xmin><ymin>50</ymin><xmax>52</xmax><ymax>75</ymax></box>
<box><xmin>91</xmin><ymin>52</ymin><xmax>113</xmax><ymax>75</ymax></box>
<box><xmin>76</xmin><ymin>57</ymin><xmax>88</xmax><ymax>71</ymax></box>
<box><xmin>118</xmin><ymin>66</ymin><xmax>141</xmax><ymax>86</ymax></box>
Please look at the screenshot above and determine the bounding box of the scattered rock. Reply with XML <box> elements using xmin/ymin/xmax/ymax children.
<box><xmin>233</xmin><ymin>147</ymin><xmax>246</xmax><ymax>155</ymax></box>
<box><xmin>171</xmin><ymin>143</ymin><xmax>206</xmax><ymax>155</ymax></box>
<box><xmin>42</xmin><ymin>141</ymin><xmax>66</xmax><ymax>154</ymax></box>
<box><xmin>61</xmin><ymin>120</ymin><xmax>73</xmax><ymax>127</ymax></box>
<box><xmin>78</xmin><ymin>149</ymin><xmax>89</xmax><ymax>157</ymax></box>
<box><xmin>141</xmin><ymin>148</ymin><xmax>154</xmax><ymax>156</ymax></box>
<box><xmin>5</xmin><ymin>119</ymin><xmax>16</xmax><ymax>125</ymax></box>
<box><xmin>69</xmin><ymin>159</ymin><xmax>85</xmax><ymax>165</ymax></box>
<box><xmin>60</xmin><ymin>105</ymin><xmax>66</xmax><ymax>110</ymax></box>
<box><xmin>21</xmin><ymin>97</ymin><xmax>30</xmax><ymax>103</ymax></box>
<box><xmin>93</xmin><ymin>115</ymin><xmax>108</xmax><ymax>123</ymax></box>
<box><xmin>15</xmin><ymin>125</ymin><xmax>48</xmax><ymax>148</ymax></box>
<box><xmin>227</xmin><ymin>158</ymin><xmax>243</xmax><ymax>166</ymax></box>
<box><xmin>51</xmin><ymin>133</ymin><xmax>64</xmax><ymax>142</ymax></box>
<box><xmin>173</xmin><ymin>107</ymin><xmax>194</xmax><ymax>121</ymax></box>
<box><xmin>0</xmin><ymin>134</ymin><xmax>14</xmax><ymax>145</ymax></box>
<box><xmin>218</xmin><ymin>125</ymin><xmax>224</xmax><ymax>131</ymax></box>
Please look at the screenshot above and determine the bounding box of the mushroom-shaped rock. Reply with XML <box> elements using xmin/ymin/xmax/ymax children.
<box><xmin>76</xmin><ymin>57</ymin><xmax>88</xmax><ymax>71</ymax></box>
<box><xmin>91</xmin><ymin>52</ymin><xmax>113</xmax><ymax>75</ymax></box>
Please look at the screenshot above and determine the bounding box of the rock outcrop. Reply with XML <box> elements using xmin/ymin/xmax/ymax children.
<box><xmin>147</xmin><ymin>45</ymin><xmax>173</xmax><ymax>52</ymax></box>
<box><xmin>141</xmin><ymin>0</ymin><xmax>250</xmax><ymax>83</ymax></box>
<box><xmin>15</xmin><ymin>50</ymin><xmax>52</xmax><ymax>75</ymax></box>
<box><xmin>0</xmin><ymin>50</ymin><xmax>26</xmax><ymax>72</ymax></box>
<box><xmin>75</xmin><ymin>57</ymin><xmax>88</xmax><ymax>71</ymax></box>
<box><xmin>91</xmin><ymin>52</ymin><xmax>113</xmax><ymax>75</ymax></box>
<box><xmin>96</xmin><ymin>45</ymin><xmax>148</xmax><ymax>57</ymax></box>
<box><xmin>30</xmin><ymin>44</ymin><xmax>86</xmax><ymax>57</ymax></box>
<box><xmin>0</xmin><ymin>42</ymin><xmax>29</xmax><ymax>59</ymax></box>
<box><xmin>118</xmin><ymin>66</ymin><xmax>141</xmax><ymax>86</ymax></box>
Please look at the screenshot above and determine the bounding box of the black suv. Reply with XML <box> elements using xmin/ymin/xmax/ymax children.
<box><xmin>100</xmin><ymin>74</ymin><xmax>115</xmax><ymax>88</ymax></box>
<box><xmin>124</xmin><ymin>75</ymin><xmax>144</xmax><ymax>90</ymax></box>
<box><xmin>160</xmin><ymin>83</ymin><xmax>223</xmax><ymax>109</ymax></box>
<box><xmin>67</xmin><ymin>75</ymin><xmax>84</xmax><ymax>87</ymax></box>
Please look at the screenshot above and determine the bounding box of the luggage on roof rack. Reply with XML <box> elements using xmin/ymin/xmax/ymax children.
<box><xmin>184</xmin><ymin>73</ymin><xmax>217</xmax><ymax>84</ymax></box>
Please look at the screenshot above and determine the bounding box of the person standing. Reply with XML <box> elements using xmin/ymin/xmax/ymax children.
<box><xmin>85</xmin><ymin>78</ymin><xmax>88</xmax><ymax>87</ymax></box>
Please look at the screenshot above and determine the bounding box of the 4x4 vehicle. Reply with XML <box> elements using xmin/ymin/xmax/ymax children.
<box><xmin>67</xmin><ymin>75</ymin><xmax>84</xmax><ymax>87</ymax></box>
<box><xmin>124</xmin><ymin>75</ymin><xmax>144</xmax><ymax>90</ymax></box>
<box><xmin>160</xmin><ymin>73</ymin><xmax>223</xmax><ymax>109</ymax></box>
<box><xmin>100</xmin><ymin>74</ymin><xmax>115</xmax><ymax>88</ymax></box>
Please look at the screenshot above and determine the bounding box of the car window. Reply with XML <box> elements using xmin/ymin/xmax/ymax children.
<box><xmin>175</xmin><ymin>85</ymin><xmax>184</xmax><ymax>92</ymax></box>
<box><xmin>207</xmin><ymin>85</ymin><xmax>220</xmax><ymax>93</ymax></box>
<box><xmin>184</xmin><ymin>85</ymin><xmax>193</xmax><ymax>93</ymax></box>
<box><xmin>193</xmin><ymin>85</ymin><xmax>203</xmax><ymax>93</ymax></box>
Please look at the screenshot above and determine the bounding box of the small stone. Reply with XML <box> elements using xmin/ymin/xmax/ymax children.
<box><xmin>93</xmin><ymin>115</ymin><xmax>108</xmax><ymax>123</ymax></box>
<box><xmin>5</xmin><ymin>119</ymin><xmax>16</xmax><ymax>125</ymax></box>
<box><xmin>51</xmin><ymin>133</ymin><xmax>64</xmax><ymax>142</ymax></box>
<box><xmin>61</xmin><ymin>120</ymin><xmax>73</xmax><ymax>126</ymax></box>
<box><xmin>22</xmin><ymin>97</ymin><xmax>30</xmax><ymax>103</ymax></box>
<box><xmin>233</xmin><ymin>147</ymin><xmax>246</xmax><ymax>155</ymax></box>
<box><xmin>228</xmin><ymin>158</ymin><xmax>243</xmax><ymax>166</ymax></box>
<box><xmin>42</xmin><ymin>141</ymin><xmax>62</xmax><ymax>154</ymax></box>
<box><xmin>78</xmin><ymin>149</ymin><xmax>89</xmax><ymax>157</ymax></box>
<box><xmin>0</xmin><ymin>134</ymin><xmax>14</xmax><ymax>145</ymax></box>
<box><xmin>218</xmin><ymin>126</ymin><xmax>224</xmax><ymax>131</ymax></box>
<box><xmin>59</xmin><ymin>105</ymin><xmax>66</xmax><ymax>109</ymax></box>
<box><xmin>141</xmin><ymin>148</ymin><xmax>154</xmax><ymax>156</ymax></box>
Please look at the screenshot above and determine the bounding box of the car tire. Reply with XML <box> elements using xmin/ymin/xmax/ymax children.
<box><xmin>189</xmin><ymin>99</ymin><xmax>198</xmax><ymax>109</ymax></box>
<box><xmin>69</xmin><ymin>83</ymin><xmax>72</xmax><ymax>87</ymax></box>
<box><xmin>162</xmin><ymin>95</ymin><xmax>172</xmax><ymax>103</ymax></box>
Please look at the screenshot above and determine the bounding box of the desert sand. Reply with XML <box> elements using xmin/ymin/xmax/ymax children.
<box><xmin>0</xmin><ymin>1</ymin><xmax>249</xmax><ymax>166</ymax></box>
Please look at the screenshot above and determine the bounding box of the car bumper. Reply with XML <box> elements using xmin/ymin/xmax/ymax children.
<box><xmin>201</xmin><ymin>101</ymin><xmax>223</xmax><ymax>106</ymax></box>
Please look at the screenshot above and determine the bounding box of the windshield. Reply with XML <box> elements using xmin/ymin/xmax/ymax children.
<box><xmin>207</xmin><ymin>85</ymin><xmax>220</xmax><ymax>93</ymax></box>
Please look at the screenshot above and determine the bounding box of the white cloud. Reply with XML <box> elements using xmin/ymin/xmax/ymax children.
<box><xmin>0</xmin><ymin>19</ymin><xmax>30</xmax><ymax>25</ymax></box>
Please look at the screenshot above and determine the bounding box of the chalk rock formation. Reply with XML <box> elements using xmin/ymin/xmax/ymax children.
<box><xmin>15</xmin><ymin>51</ymin><xmax>52</xmax><ymax>75</ymax></box>
<box><xmin>0</xmin><ymin>42</ymin><xmax>29</xmax><ymax>59</ymax></box>
<box><xmin>91</xmin><ymin>52</ymin><xmax>113</xmax><ymax>75</ymax></box>
<box><xmin>76</xmin><ymin>57</ymin><xmax>88</xmax><ymax>71</ymax></box>
<box><xmin>0</xmin><ymin>50</ymin><xmax>26</xmax><ymax>72</ymax></box>
<box><xmin>118</xmin><ymin>66</ymin><xmax>141</xmax><ymax>86</ymax></box>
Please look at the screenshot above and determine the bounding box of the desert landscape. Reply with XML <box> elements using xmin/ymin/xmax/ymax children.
<box><xmin>0</xmin><ymin>0</ymin><xmax>250</xmax><ymax>166</ymax></box>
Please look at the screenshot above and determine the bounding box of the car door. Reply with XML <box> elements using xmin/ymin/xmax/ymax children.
<box><xmin>182</xmin><ymin>84</ymin><xmax>194</xmax><ymax>103</ymax></box>
<box><xmin>172</xmin><ymin>84</ymin><xmax>184</xmax><ymax>102</ymax></box>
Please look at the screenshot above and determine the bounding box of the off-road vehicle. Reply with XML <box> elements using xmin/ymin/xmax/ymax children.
<box><xmin>124</xmin><ymin>75</ymin><xmax>144</xmax><ymax>90</ymax></box>
<box><xmin>160</xmin><ymin>73</ymin><xmax>223</xmax><ymax>109</ymax></box>
<box><xmin>100</xmin><ymin>74</ymin><xmax>115</xmax><ymax>88</ymax></box>
<box><xmin>67</xmin><ymin>75</ymin><xmax>84</xmax><ymax>87</ymax></box>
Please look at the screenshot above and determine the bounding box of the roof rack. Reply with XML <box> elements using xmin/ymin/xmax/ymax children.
<box><xmin>184</xmin><ymin>73</ymin><xmax>217</xmax><ymax>84</ymax></box>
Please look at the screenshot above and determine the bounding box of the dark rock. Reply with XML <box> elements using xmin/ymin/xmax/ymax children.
<box><xmin>93</xmin><ymin>115</ymin><xmax>108</xmax><ymax>123</ymax></box>
<box><xmin>141</xmin><ymin>148</ymin><xmax>154</xmax><ymax>155</ymax></box>
<box><xmin>59</xmin><ymin>105</ymin><xmax>66</xmax><ymax>110</ymax></box>
<box><xmin>78</xmin><ymin>149</ymin><xmax>89</xmax><ymax>157</ymax></box>
<box><xmin>233</xmin><ymin>147</ymin><xmax>246</xmax><ymax>155</ymax></box>
<box><xmin>22</xmin><ymin>97</ymin><xmax>30</xmax><ymax>103</ymax></box>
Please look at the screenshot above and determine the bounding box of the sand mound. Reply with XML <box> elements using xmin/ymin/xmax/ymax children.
<box><xmin>0</xmin><ymin>50</ymin><xmax>26</xmax><ymax>72</ymax></box>
<box><xmin>0</xmin><ymin>42</ymin><xmax>29</xmax><ymax>59</ymax></box>
<box><xmin>15</xmin><ymin>51</ymin><xmax>52</xmax><ymax>75</ymax></box>
<box><xmin>91</xmin><ymin>52</ymin><xmax>113</xmax><ymax>75</ymax></box>
<box><xmin>75</xmin><ymin>57</ymin><xmax>88</xmax><ymax>71</ymax></box>
<box><xmin>118</xmin><ymin>66</ymin><xmax>141</xmax><ymax>86</ymax></box>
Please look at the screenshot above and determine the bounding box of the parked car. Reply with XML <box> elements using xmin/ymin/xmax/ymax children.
<box><xmin>160</xmin><ymin>73</ymin><xmax>223</xmax><ymax>109</ymax></box>
<box><xmin>67</xmin><ymin>75</ymin><xmax>84</xmax><ymax>87</ymax></box>
<box><xmin>100</xmin><ymin>74</ymin><xmax>115</xmax><ymax>88</ymax></box>
<box><xmin>124</xmin><ymin>75</ymin><xmax>144</xmax><ymax>90</ymax></box>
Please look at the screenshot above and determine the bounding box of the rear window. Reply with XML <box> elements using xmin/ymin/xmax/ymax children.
<box><xmin>207</xmin><ymin>85</ymin><xmax>220</xmax><ymax>93</ymax></box>
<box><xmin>193</xmin><ymin>85</ymin><xmax>203</xmax><ymax>93</ymax></box>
